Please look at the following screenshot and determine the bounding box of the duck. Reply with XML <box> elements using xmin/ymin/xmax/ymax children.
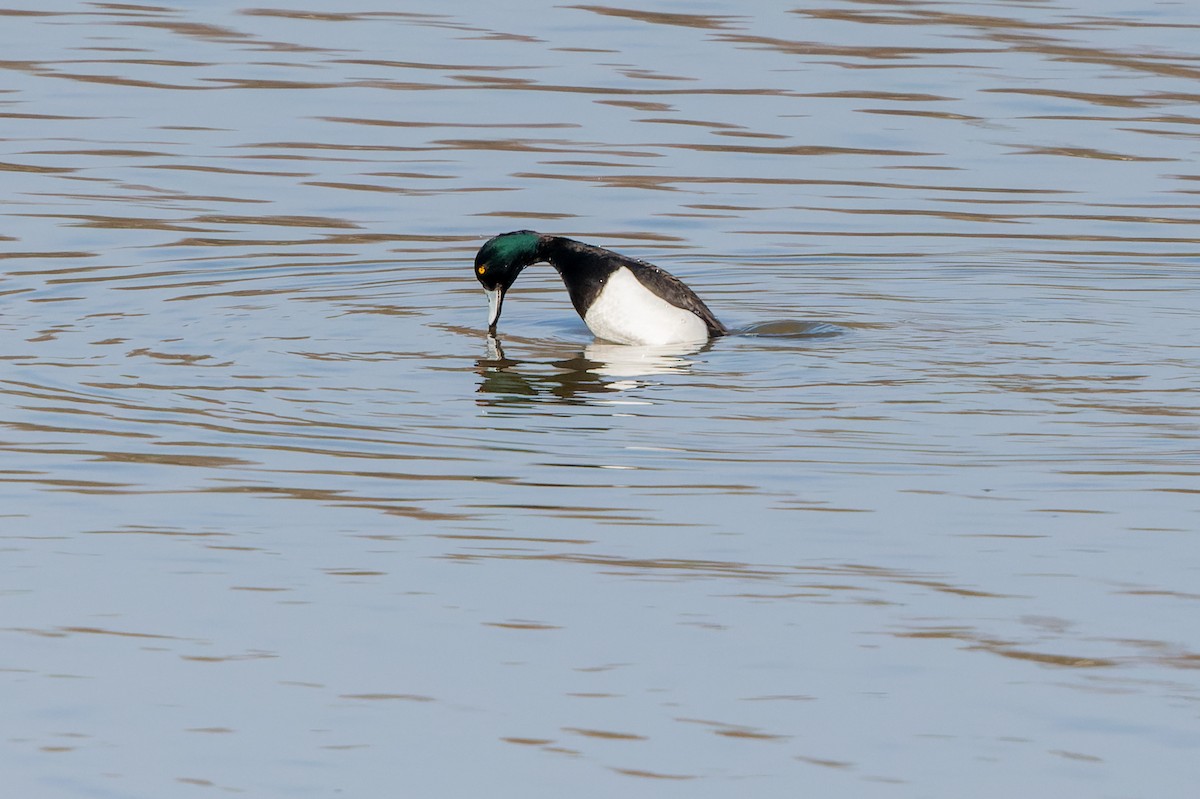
<box><xmin>473</xmin><ymin>230</ymin><xmax>726</xmax><ymax>346</ymax></box>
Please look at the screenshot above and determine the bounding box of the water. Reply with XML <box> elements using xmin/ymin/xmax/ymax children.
<box><xmin>2</xmin><ymin>1</ymin><xmax>1198</xmax><ymax>796</ymax></box>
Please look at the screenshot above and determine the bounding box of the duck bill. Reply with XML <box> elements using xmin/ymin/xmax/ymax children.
<box><xmin>485</xmin><ymin>286</ymin><xmax>505</xmax><ymax>333</ymax></box>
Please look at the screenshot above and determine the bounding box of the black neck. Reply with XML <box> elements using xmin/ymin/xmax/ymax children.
<box><xmin>536</xmin><ymin>236</ymin><xmax>616</xmax><ymax>316</ymax></box>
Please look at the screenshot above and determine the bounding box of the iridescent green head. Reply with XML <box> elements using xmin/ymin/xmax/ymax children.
<box><xmin>474</xmin><ymin>230</ymin><xmax>543</xmax><ymax>333</ymax></box>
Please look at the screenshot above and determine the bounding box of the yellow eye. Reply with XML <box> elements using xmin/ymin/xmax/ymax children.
<box><xmin>476</xmin><ymin>264</ymin><xmax>486</xmax><ymax>275</ymax></box>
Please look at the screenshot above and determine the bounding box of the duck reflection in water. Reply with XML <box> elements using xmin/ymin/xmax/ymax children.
<box><xmin>474</xmin><ymin>321</ymin><xmax>845</xmax><ymax>404</ymax></box>
<box><xmin>475</xmin><ymin>335</ymin><xmax>708</xmax><ymax>404</ymax></box>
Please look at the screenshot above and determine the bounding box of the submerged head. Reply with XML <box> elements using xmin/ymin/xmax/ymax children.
<box><xmin>474</xmin><ymin>230</ymin><xmax>542</xmax><ymax>333</ymax></box>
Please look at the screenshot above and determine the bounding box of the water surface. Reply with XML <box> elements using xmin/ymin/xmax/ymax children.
<box><xmin>2</xmin><ymin>2</ymin><xmax>1199</xmax><ymax>797</ymax></box>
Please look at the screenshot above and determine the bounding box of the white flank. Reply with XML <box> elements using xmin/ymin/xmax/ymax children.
<box><xmin>582</xmin><ymin>268</ymin><xmax>710</xmax><ymax>346</ymax></box>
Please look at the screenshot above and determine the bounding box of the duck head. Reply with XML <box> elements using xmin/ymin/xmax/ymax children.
<box><xmin>474</xmin><ymin>230</ymin><xmax>542</xmax><ymax>334</ymax></box>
